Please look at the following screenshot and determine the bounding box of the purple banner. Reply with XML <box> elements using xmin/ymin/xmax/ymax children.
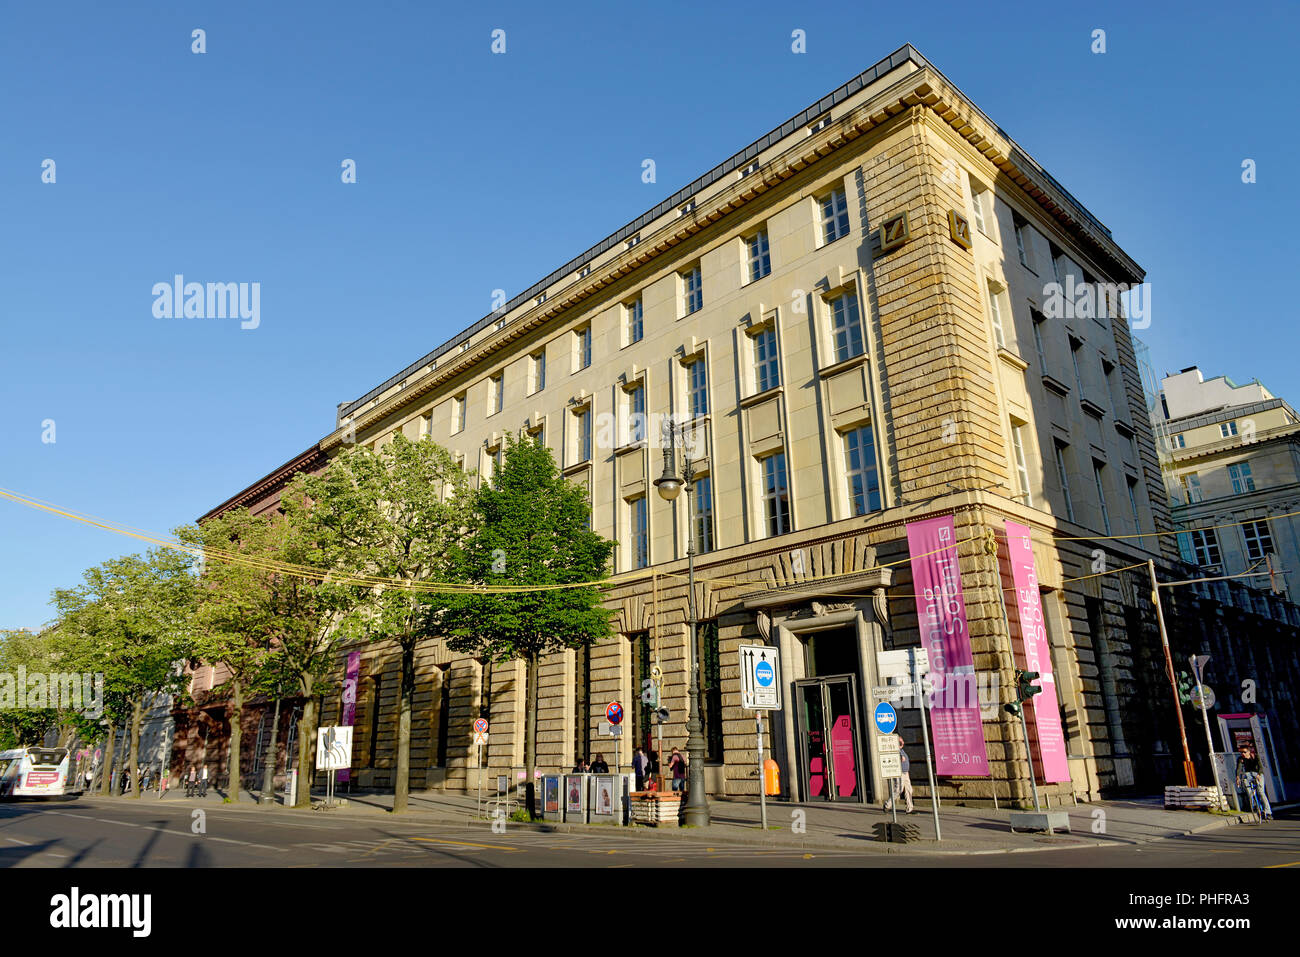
<box><xmin>1005</xmin><ymin>522</ymin><xmax>1071</xmax><ymax>783</ymax></box>
<box><xmin>906</xmin><ymin>516</ymin><xmax>989</xmax><ymax>776</ymax></box>
<box><xmin>337</xmin><ymin>651</ymin><xmax>361</xmax><ymax>783</ymax></box>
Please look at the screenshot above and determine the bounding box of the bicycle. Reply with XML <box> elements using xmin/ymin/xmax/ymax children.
<box><xmin>1241</xmin><ymin>774</ymin><xmax>1263</xmax><ymax>825</ymax></box>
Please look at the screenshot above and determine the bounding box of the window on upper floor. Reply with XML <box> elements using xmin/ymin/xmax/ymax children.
<box><xmin>753</xmin><ymin>326</ymin><xmax>780</xmax><ymax>393</ymax></box>
<box><xmin>1031</xmin><ymin>310</ymin><xmax>1048</xmax><ymax>372</ymax></box>
<box><xmin>1228</xmin><ymin>462</ymin><xmax>1256</xmax><ymax>494</ymax></box>
<box><xmin>820</xmin><ymin>187</ymin><xmax>850</xmax><ymax>245</ymax></box>
<box><xmin>1187</xmin><ymin>528</ymin><xmax>1222</xmax><ymax>567</ymax></box>
<box><xmin>530</xmin><ymin>351</ymin><xmax>546</xmax><ymax>394</ymax></box>
<box><xmin>693</xmin><ymin>475</ymin><xmax>715</xmax><ymax>555</ymax></box>
<box><xmin>1220</xmin><ymin>421</ymin><xmax>1239</xmax><ymax>438</ymax></box>
<box><xmin>688</xmin><ymin>357</ymin><xmax>709</xmax><ymax>418</ymax></box>
<box><xmin>970</xmin><ymin>184</ymin><xmax>992</xmax><ymax>238</ymax></box>
<box><xmin>760</xmin><ymin>452</ymin><xmax>791</xmax><ymax>537</ymax></box>
<box><xmin>1180</xmin><ymin>472</ymin><xmax>1203</xmax><ymax>504</ymax></box>
<box><xmin>626</xmin><ymin>297</ymin><xmax>643</xmax><ymax>346</ymax></box>
<box><xmin>829</xmin><ymin>291</ymin><xmax>865</xmax><ymax>363</ymax></box>
<box><xmin>1243</xmin><ymin>519</ymin><xmax>1274</xmax><ymax>562</ymax></box>
<box><xmin>987</xmin><ymin>281</ymin><xmax>1008</xmax><ymax>350</ymax></box>
<box><xmin>575</xmin><ymin>325</ymin><xmax>592</xmax><ymax>371</ymax></box>
<box><xmin>1013</xmin><ymin>213</ymin><xmax>1034</xmax><ymax>270</ymax></box>
<box><xmin>1012</xmin><ymin>422</ymin><xmax>1033</xmax><ymax>507</ymax></box>
<box><xmin>1092</xmin><ymin>461</ymin><xmax>1111</xmax><ymax>536</ymax></box>
<box><xmin>747</xmin><ymin>230</ymin><xmax>771</xmax><ymax>283</ymax></box>
<box><xmin>489</xmin><ymin>373</ymin><xmax>503</xmax><ymax>416</ymax></box>
<box><xmin>682</xmin><ymin>264</ymin><xmax>703</xmax><ymax>316</ymax></box>
<box><xmin>573</xmin><ymin>406</ymin><xmax>592</xmax><ymax>464</ymax></box>
<box><xmin>844</xmin><ymin>424</ymin><xmax>881</xmax><ymax>517</ymax></box>
<box><xmin>629</xmin><ymin>496</ymin><xmax>649</xmax><ymax>569</ymax></box>
<box><xmin>1053</xmin><ymin>440</ymin><xmax>1076</xmax><ymax>523</ymax></box>
<box><xmin>1070</xmin><ymin>337</ymin><xmax>1085</xmax><ymax>396</ymax></box>
<box><xmin>625</xmin><ymin>382</ymin><xmax>646</xmax><ymax>445</ymax></box>
<box><xmin>1171</xmin><ymin>433</ymin><xmax>1186</xmax><ymax>450</ymax></box>
<box><xmin>452</xmin><ymin>393</ymin><xmax>467</xmax><ymax>434</ymax></box>
<box><xmin>1126</xmin><ymin>476</ymin><xmax>1142</xmax><ymax>533</ymax></box>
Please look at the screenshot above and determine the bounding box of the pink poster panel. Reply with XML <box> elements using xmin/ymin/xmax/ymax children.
<box><xmin>337</xmin><ymin>651</ymin><xmax>361</xmax><ymax>783</ymax></box>
<box><xmin>1005</xmin><ymin>521</ymin><xmax>1071</xmax><ymax>783</ymax></box>
<box><xmin>906</xmin><ymin>516</ymin><xmax>989</xmax><ymax>776</ymax></box>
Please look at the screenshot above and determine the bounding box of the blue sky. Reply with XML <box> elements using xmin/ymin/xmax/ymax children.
<box><xmin>2</xmin><ymin>1</ymin><xmax>1297</xmax><ymax>629</ymax></box>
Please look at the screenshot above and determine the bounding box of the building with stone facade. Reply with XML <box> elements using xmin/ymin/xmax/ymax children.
<box><xmin>194</xmin><ymin>45</ymin><xmax>1299</xmax><ymax>807</ymax></box>
<box><xmin>1152</xmin><ymin>366</ymin><xmax>1300</xmax><ymax>603</ymax></box>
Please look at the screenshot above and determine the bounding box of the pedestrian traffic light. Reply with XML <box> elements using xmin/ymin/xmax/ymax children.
<box><xmin>1176</xmin><ymin>670</ymin><xmax>1194</xmax><ymax>704</ymax></box>
<box><xmin>1015</xmin><ymin>669</ymin><xmax>1042</xmax><ymax>703</ymax></box>
<box><xmin>1004</xmin><ymin>701</ymin><xmax>1022</xmax><ymax>717</ymax></box>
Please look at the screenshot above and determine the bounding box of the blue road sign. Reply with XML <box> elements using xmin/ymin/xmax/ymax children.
<box><xmin>755</xmin><ymin>661</ymin><xmax>774</xmax><ymax>687</ymax></box>
<box><xmin>873</xmin><ymin>702</ymin><xmax>898</xmax><ymax>735</ymax></box>
<box><xmin>606</xmin><ymin>701</ymin><xmax>623</xmax><ymax>725</ymax></box>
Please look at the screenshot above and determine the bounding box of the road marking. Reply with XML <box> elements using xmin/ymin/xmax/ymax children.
<box><xmin>5</xmin><ymin>837</ymin><xmax>31</xmax><ymax>846</ymax></box>
<box><xmin>96</xmin><ymin>819</ymin><xmax>139</xmax><ymax>827</ymax></box>
<box><xmin>411</xmin><ymin>836</ymin><xmax>522</xmax><ymax>852</ymax></box>
<box><xmin>1264</xmin><ymin>860</ymin><xmax>1300</xmax><ymax>868</ymax></box>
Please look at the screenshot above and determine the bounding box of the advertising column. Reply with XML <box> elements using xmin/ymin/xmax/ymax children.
<box><xmin>1004</xmin><ymin>521</ymin><xmax>1070</xmax><ymax>783</ymax></box>
<box><xmin>337</xmin><ymin>651</ymin><xmax>361</xmax><ymax>784</ymax></box>
<box><xmin>905</xmin><ymin>516</ymin><xmax>989</xmax><ymax>776</ymax></box>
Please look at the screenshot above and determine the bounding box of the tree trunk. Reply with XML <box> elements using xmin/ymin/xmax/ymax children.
<box><xmin>394</xmin><ymin>639</ymin><xmax>415</xmax><ymax>813</ymax></box>
<box><xmin>228</xmin><ymin>678</ymin><xmax>243</xmax><ymax>802</ymax></box>
<box><xmin>524</xmin><ymin>651</ymin><xmax>539</xmax><ymax>819</ymax></box>
<box><xmin>128</xmin><ymin>697</ymin><xmax>142</xmax><ymax>799</ymax></box>
<box><xmin>261</xmin><ymin>696</ymin><xmax>281</xmax><ymax>805</ymax></box>
<box><xmin>294</xmin><ymin>678</ymin><xmax>317</xmax><ymax>809</ymax></box>
<box><xmin>100</xmin><ymin>722</ymin><xmax>116</xmax><ymax>796</ymax></box>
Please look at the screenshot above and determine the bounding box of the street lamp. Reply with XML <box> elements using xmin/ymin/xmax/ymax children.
<box><xmin>653</xmin><ymin>420</ymin><xmax>710</xmax><ymax>827</ymax></box>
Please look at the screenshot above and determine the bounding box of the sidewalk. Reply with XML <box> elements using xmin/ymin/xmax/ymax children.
<box><xmin>73</xmin><ymin>785</ymin><xmax>1266</xmax><ymax>856</ymax></box>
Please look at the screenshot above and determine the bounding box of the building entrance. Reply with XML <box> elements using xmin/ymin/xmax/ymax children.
<box><xmin>795</xmin><ymin>673</ymin><xmax>867</xmax><ymax>802</ymax></box>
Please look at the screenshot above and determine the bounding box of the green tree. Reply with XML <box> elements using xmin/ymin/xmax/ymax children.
<box><xmin>0</xmin><ymin>627</ymin><xmax>61</xmax><ymax>749</ymax></box>
<box><xmin>440</xmin><ymin>433</ymin><xmax>615</xmax><ymax>818</ymax></box>
<box><xmin>291</xmin><ymin>434</ymin><xmax>471</xmax><ymax>812</ymax></box>
<box><xmin>51</xmin><ymin>549</ymin><xmax>197</xmax><ymax>798</ymax></box>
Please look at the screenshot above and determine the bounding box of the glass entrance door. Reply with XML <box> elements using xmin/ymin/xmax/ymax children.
<box><xmin>796</xmin><ymin>675</ymin><xmax>865</xmax><ymax>801</ymax></box>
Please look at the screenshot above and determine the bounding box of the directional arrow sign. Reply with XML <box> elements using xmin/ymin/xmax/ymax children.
<box><xmin>740</xmin><ymin>643</ymin><xmax>782</xmax><ymax>711</ymax></box>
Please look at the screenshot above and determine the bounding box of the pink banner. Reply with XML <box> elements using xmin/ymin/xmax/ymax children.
<box><xmin>906</xmin><ymin>516</ymin><xmax>989</xmax><ymax>776</ymax></box>
<box><xmin>337</xmin><ymin>651</ymin><xmax>361</xmax><ymax>783</ymax></box>
<box><xmin>1004</xmin><ymin>522</ymin><xmax>1070</xmax><ymax>783</ymax></box>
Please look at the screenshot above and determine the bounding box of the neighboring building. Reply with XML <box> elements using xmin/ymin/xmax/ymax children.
<box><xmin>194</xmin><ymin>45</ymin><xmax>1300</xmax><ymax>805</ymax></box>
<box><xmin>1151</xmin><ymin>366</ymin><xmax>1300</xmax><ymax>603</ymax></box>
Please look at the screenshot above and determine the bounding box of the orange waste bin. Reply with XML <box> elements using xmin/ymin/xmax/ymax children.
<box><xmin>763</xmin><ymin>759</ymin><xmax>781</xmax><ymax>796</ymax></box>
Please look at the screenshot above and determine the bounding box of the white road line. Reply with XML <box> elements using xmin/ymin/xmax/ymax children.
<box><xmin>5</xmin><ymin>837</ymin><xmax>31</xmax><ymax>846</ymax></box>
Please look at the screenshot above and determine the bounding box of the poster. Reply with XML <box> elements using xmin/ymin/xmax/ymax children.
<box><xmin>337</xmin><ymin>651</ymin><xmax>361</xmax><ymax>783</ymax></box>
<box><xmin>565</xmin><ymin>775</ymin><xmax>583</xmax><ymax>812</ymax></box>
<box><xmin>905</xmin><ymin>515</ymin><xmax>990</xmax><ymax>776</ymax></box>
<box><xmin>595</xmin><ymin>775</ymin><xmax>614</xmax><ymax>816</ymax></box>
<box><xmin>1005</xmin><ymin>520</ymin><xmax>1071</xmax><ymax>783</ymax></box>
<box><xmin>544</xmin><ymin>776</ymin><xmax>560</xmax><ymax>813</ymax></box>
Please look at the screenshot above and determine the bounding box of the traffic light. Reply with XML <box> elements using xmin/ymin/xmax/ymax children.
<box><xmin>1015</xmin><ymin>669</ymin><xmax>1042</xmax><ymax>703</ymax></box>
<box><xmin>1003</xmin><ymin>701</ymin><xmax>1022</xmax><ymax>717</ymax></box>
<box><xmin>1176</xmin><ymin>670</ymin><xmax>1194</xmax><ymax>705</ymax></box>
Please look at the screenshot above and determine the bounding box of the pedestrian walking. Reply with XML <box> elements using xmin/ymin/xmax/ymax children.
<box><xmin>632</xmin><ymin>747</ymin><xmax>648</xmax><ymax>791</ymax></box>
<box><xmin>883</xmin><ymin>734</ymin><xmax>914</xmax><ymax>813</ymax></box>
<box><xmin>668</xmin><ymin>747</ymin><xmax>687</xmax><ymax>792</ymax></box>
<box><xmin>186</xmin><ymin>765</ymin><xmax>198</xmax><ymax>798</ymax></box>
<box><xmin>159</xmin><ymin>769</ymin><xmax>168</xmax><ymax>799</ymax></box>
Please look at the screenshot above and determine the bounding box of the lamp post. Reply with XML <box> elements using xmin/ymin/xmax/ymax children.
<box><xmin>653</xmin><ymin>420</ymin><xmax>710</xmax><ymax>827</ymax></box>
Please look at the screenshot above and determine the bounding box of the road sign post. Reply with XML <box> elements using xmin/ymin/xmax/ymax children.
<box><xmin>910</xmin><ymin>648</ymin><xmax>941</xmax><ymax>841</ymax></box>
<box><xmin>473</xmin><ymin>719</ymin><xmax>489</xmax><ymax>818</ymax></box>
<box><xmin>1190</xmin><ymin>654</ymin><xmax>1225</xmax><ymax>807</ymax></box>
<box><xmin>740</xmin><ymin>644</ymin><xmax>781</xmax><ymax>828</ymax></box>
<box><xmin>756</xmin><ymin>711</ymin><xmax>767</xmax><ymax>831</ymax></box>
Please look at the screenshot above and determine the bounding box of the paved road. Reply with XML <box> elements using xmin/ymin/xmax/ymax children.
<box><xmin>1</xmin><ymin>798</ymin><xmax>1295</xmax><ymax>868</ymax></box>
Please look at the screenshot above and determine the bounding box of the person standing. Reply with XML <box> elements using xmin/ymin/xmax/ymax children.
<box><xmin>632</xmin><ymin>747</ymin><xmax>648</xmax><ymax>791</ymax></box>
<box><xmin>199</xmin><ymin>765</ymin><xmax>209</xmax><ymax>797</ymax></box>
<box><xmin>883</xmin><ymin>734</ymin><xmax>914</xmax><ymax>814</ymax></box>
<box><xmin>590</xmin><ymin>753</ymin><xmax>609</xmax><ymax>774</ymax></box>
<box><xmin>668</xmin><ymin>747</ymin><xmax>687</xmax><ymax>792</ymax></box>
<box><xmin>186</xmin><ymin>765</ymin><xmax>198</xmax><ymax>798</ymax></box>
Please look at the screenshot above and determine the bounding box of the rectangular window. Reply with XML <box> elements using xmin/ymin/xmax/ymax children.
<box><xmin>576</xmin><ymin>326</ymin><xmax>592</xmax><ymax>370</ymax></box>
<box><xmin>821</xmin><ymin>187</ymin><xmax>850</xmax><ymax>244</ymax></box>
<box><xmin>761</xmin><ymin>452</ymin><xmax>791</xmax><ymax>537</ymax></box>
<box><xmin>575</xmin><ymin>408</ymin><xmax>592</xmax><ymax>463</ymax></box>
<box><xmin>1126</xmin><ymin>476</ymin><xmax>1141</xmax><ymax>532</ymax></box>
<box><xmin>1180</xmin><ymin>473</ymin><xmax>1204</xmax><ymax>504</ymax></box>
<box><xmin>1014</xmin><ymin>215</ymin><xmax>1032</xmax><ymax>269</ymax></box>
<box><xmin>1189</xmin><ymin>528</ymin><xmax>1222</xmax><ymax>567</ymax></box>
<box><xmin>1171</xmin><ymin>433</ymin><xmax>1186</xmax><ymax>450</ymax></box>
<box><xmin>844</xmin><ymin>425</ymin><xmax>881</xmax><ymax>516</ymax></box>
<box><xmin>830</xmin><ymin>292</ymin><xmax>864</xmax><ymax>362</ymax></box>
<box><xmin>1012</xmin><ymin>423</ymin><xmax>1032</xmax><ymax>507</ymax></box>
<box><xmin>688</xmin><ymin>358</ymin><xmax>709</xmax><ymax>418</ymax></box>
<box><xmin>754</xmin><ymin>327</ymin><xmax>780</xmax><ymax>392</ymax></box>
<box><xmin>574</xmin><ymin>645</ymin><xmax>590</xmax><ymax>763</ymax></box>
<box><xmin>970</xmin><ymin>187</ymin><xmax>990</xmax><ymax>236</ymax></box>
<box><xmin>747</xmin><ymin>231</ymin><xmax>771</xmax><ymax>282</ymax></box>
<box><xmin>630</xmin><ymin>497</ymin><xmax>649</xmax><ymax>569</ymax></box>
<box><xmin>627</xmin><ymin>383</ymin><xmax>646</xmax><ymax>444</ymax></box>
<box><xmin>490</xmin><ymin>373</ymin><xmax>503</xmax><ymax>415</ymax></box>
<box><xmin>1243</xmin><ymin>520</ymin><xmax>1274</xmax><ymax>562</ymax></box>
<box><xmin>1070</xmin><ymin>338</ymin><xmax>1084</xmax><ymax>396</ymax></box>
<box><xmin>1054</xmin><ymin>441</ymin><xmax>1075</xmax><ymax>522</ymax></box>
<box><xmin>1031</xmin><ymin>310</ymin><xmax>1047</xmax><ymax>371</ymax></box>
<box><xmin>453</xmin><ymin>393</ymin><xmax>467</xmax><ymax>434</ymax></box>
<box><xmin>1220</xmin><ymin>421</ymin><xmax>1239</xmax><ymax>438</ymax></box>
<box><xmin>1093</xmin><ymin>461</ymin><xmax>1111</xmax><ymax>535</ymax></box>
<box><xmin>626</xmin><ymin>298</ymin><xmax>643</xmax><ymax>345</ymax></box>
<box><xmin>1050</xmin><ymin>245</ymin><xmax>1065</xmax><ymax>285</ymax></box>
<box><xmin>435</xmin><ymin>665</ymin><xmax>451</xmax><ymax>768</ymax></box>
<box><xmin>531</xmin><ymin>351</ymin><xmax>546</xmax><ymax>393</ymax></box>
<box><xmin>1228</xmin><ymin>462</ymin><xmax>1256</xmax><ymax>494</ymax></box>
<box><xmin>693</xmin><ymin>475</ymin><xmax>715</xmax><ymax>555</ymax></box>
<box><xmin>987</xmin><ymin>282</ymin><xmax>1007</xmax><ymax>350</ymax></box>
<box><xmin>682</xmin><ymin>265</ymin><xmax>703</xmax><ymax>316</ymax></box>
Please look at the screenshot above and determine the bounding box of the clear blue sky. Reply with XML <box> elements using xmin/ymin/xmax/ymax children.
<box><xmin>2</xmin><ymin>1</ymin><xmax>1297</xmax><ymax>630</ymax></box>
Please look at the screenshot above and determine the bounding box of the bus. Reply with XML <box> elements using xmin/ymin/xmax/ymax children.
<box><xmin>0</xmin><ymin>747</ymin><xmax>71</xmax><ymax>798</ymax></box>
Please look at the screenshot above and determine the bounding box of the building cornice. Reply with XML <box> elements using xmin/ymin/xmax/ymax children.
<box><xmin>198</xmin><ymin>444</ymin><xmax>327</xmax><ymax>521</ymax></box>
